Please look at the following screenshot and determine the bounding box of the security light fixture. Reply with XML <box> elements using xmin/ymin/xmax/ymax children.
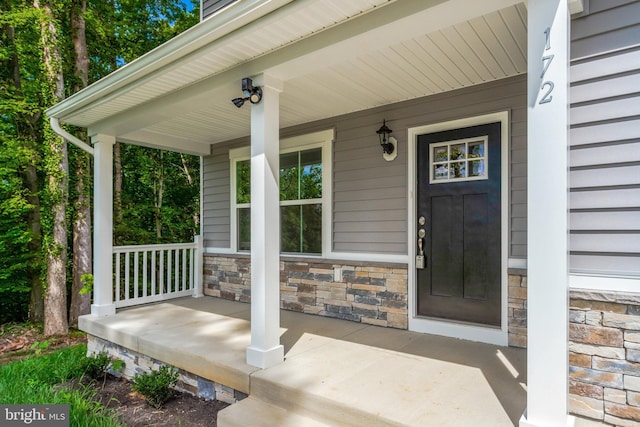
<box><xmin>231</xmin><ymin>77</ymin><xmax>263</xmax><ymax>108</ymax></box>
<box><xmin>376</xmin><ymin>120</ymin><xmax>394</xmax><ymax>155</ymax></box>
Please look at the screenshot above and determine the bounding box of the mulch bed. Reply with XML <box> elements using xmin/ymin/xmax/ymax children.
<box><xmin>1</xmin><ymin>323</ymin><xmax>230</xmax><ymax>426</ymax></box>
<box><xmin>73</xmin><ymin>375</ymin><xmax>229</xmax><ymax>426</ymax></box>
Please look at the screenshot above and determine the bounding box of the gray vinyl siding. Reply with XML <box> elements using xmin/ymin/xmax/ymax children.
<box><xmin>331</xmin><ymin>76</ymin><xmax>527</xmax><ymax>255</ymax></box>
<box><xmin>201</xmin><ymin>76</ymin><xmax>527</xmax><ymax>256</ymax></box>
<box><xmin>569</xmin><ymin>0</ymin><xmax>640</xmax><ymax>276</ymax></box>
<box><xmin>202</xmin><ymin>142</ymin><xmax>237</xmax><ymax>248</ymax></box>
<box><xmin>201</xmin><ymin>0</ymin><xmax>237</xmax><ymax>21</ymax></box>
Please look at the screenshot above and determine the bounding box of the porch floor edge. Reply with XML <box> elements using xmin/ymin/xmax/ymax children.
<box><xmin>79</xmin><ymin>296</ymin><xmax>528</xmax><ymax>426</ymax></box>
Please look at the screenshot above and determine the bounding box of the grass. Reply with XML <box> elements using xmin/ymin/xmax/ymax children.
<box><xmin>0</xmin><ymin>344</ymin><xmax>123</xmax><ymax>426</ymax></box>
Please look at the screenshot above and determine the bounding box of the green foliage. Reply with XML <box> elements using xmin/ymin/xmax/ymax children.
<box><xmin>79</xmin><ymin>273</ymin><xmax>94</xmax><ymax>295</ymax></box>
<box><xmin>0</xmin><ymin>344</ymin><xmax>122</xmax><ymax>426</ymax></box>
<box><xmin>81</xmin><ymin>351</ymin><xmax>112</xmax><ymax>380</ymax></box>
<box><xmin>29</xmin><ymin>338</ymin><xmax>55</xmax><ymax>355</ymax></box>
<box><xmin>0</xmin><ymin>0</ymin><xmax>199</xmax><ymax>322</ymax></box>
<box><xmin>115</xmin><ymin>145</ymin><xmax>200</xmax><ymax>245</ymax></box>
<box><xmin>132</xmin><ymin>365</ymin><xmax>179</xmax><ymax>409</ymax></box>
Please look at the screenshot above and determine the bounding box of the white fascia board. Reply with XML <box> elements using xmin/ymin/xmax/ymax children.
<box><xmin>46</xmin><ymin>0</ymin><xmax>294</xmax><ymax>120</ymax></box>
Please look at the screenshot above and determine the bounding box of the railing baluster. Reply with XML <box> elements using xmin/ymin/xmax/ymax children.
<box><xmin>112</xmin><ymin>242</ymin><xmax>198</xmax><ymax>308</ymax></box>
<box><xmin>164</xmin><ymin>249</ymin><xmax>171</xmax><ymax>294</ymax></box>
<box><xmin>124</xmin><ymin>252</ymin><xmax>130</xmax><ymax>300</ymax></box>
<box><xmin>115</xmin><ymin>252</ymin><xmax>121</xmax><ymax>303</ymax></box>
<box><xmin>142</xmin><ymin>250</ymin><xmax>148</xmax><ymax>298</ymax></box>
<box><xmin>174</xmin><ymin>248</ymin><xmax>179</xmax><ymax>293</ymax></box>
<box><xmin>151</xmin><ymin>250</ymin><xmax>156</xmax><ymax>296</ymax></box>
<box><xmin>134</xmin><ymin>251</ymin><xmax>139</xmax><ymax>298</ymax></box>
<box><xmin>189</xmin><ymin>247</ymin><xmax>194</xmax><ymax>291</ymax></box>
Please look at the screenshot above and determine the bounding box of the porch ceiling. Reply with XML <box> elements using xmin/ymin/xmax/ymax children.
<box><xmin>47</xmin><ymin>0</ymin><xmax>528</xmax><ymax>155</ymax></box>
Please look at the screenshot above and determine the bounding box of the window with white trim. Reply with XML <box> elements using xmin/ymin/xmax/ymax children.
<box><xmin>230</xmin><ymin>130</ymin><xmax>332</xmax><ymax>255</ymax></box>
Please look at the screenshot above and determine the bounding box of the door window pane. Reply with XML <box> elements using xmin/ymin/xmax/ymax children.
<box><xmin>429</xmin><ymin>136</ymin><xmax>488</xmax><ymax>183</ymax></box>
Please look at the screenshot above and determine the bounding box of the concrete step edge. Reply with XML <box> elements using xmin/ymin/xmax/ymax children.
<box><xmin>249</xmin><ymin>375</ymin><xmax>406</xmax><ymax>427</ymax></box>
<box><xmin>217</xmin><ymin>396</ymin><xmax>331</xmax><ymax>427</ymax></box>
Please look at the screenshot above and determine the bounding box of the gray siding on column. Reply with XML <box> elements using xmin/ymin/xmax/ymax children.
<box><xmin>201</xmin><ymin>0</ymin><xmax>237</xmax><ymax>20</ymax></box>
<box><xmin>569</xmin><ymin>0</ymin><xmax>640</xmax><ymax>276</ymax></box>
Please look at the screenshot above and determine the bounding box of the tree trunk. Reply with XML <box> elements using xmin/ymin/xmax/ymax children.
<box><xmin>36</xmin><ymin>0</ymin><xmax>69</xmax><ymax>336</ymax></box>
<box><xmin>5</xmin><ymin>16</ymin><xmax>45</xmax><ymax>323</ymax></box>
<box><xmin>69</xmin><ymin>0</ymin><xmax>91</xmax><ymax>327</ymax></box>
<box><xmin>180</xmin><ymin>153</ymin><xmax>199</xmax><ymax>234</ymax></box>
<box><xmin>26</xmin><ymin>164</ymin><xmax>44</xmax><ymax>324</ymax></box>
<box><xmin>154</xmin><ymin>151</ymin><xmax>164</xmax><ymax>240</ymax></box>
<box><xmin>114</xmin><ymin>141</ymin><xmax>123</xmax><ymax>231</ymax></box>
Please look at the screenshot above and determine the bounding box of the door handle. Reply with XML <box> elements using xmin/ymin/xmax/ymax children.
<box><xmin>416</xmin><ymin>228</ymin><xmax>426</xmax><ymax>269</ymax></box>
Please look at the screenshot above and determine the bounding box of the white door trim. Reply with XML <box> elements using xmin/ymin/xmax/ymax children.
<box><xmin>407</xmin><ymin>111</ymin><xmax>510</xmax><ymax>346</ymax></box>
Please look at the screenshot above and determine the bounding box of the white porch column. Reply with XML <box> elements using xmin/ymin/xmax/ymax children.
<box><xmin>246</xmin><ymin>74</ymin><xmax>285</xmax><ymax>369</ymax></box>
<box><xmin>91</xmin><ymin>134</ymin><xmax>116</xmax><ymax>316</ymax></box>
<box><xmin>521</xmin><ymin>1</ymin><xmax>573</xmax><ymax>427</ymax></box>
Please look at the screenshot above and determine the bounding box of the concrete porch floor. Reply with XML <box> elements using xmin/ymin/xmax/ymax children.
<box><xmin>79</xmin><ymin>296</ymin><xmax>599</xmax><ymax>426</ymax></box>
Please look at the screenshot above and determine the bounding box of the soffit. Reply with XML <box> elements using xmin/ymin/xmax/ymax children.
<box><xmin>51</xmin><ymin>0</ymin><xmax>528</xmax><ymax>154</ymax></box>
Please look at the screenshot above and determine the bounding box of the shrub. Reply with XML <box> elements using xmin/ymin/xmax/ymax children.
<box><xmin>82</xmin><ymin>352</ymin><xmax>112</xmax><ymax>380</ymax></box>
<box><xmin>132</xmin><ymin>365</ymin><xmax>179</xmax><ymax>408</ymax></box>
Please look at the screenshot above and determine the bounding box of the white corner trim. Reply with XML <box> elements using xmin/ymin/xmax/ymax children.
<box><xmin>569</xmin><ymin>274</ymin><xmax>640</xmax><ymax>293</ymax></box>
<box><xmin>509</xmin><ymin>258</ymin><xmax>527</xmax><ymax>269</ymax></box>
<box><xmin>327</xmin><ymin>252</ymin><xmax>408</xmax><ymax>264</ymax></box>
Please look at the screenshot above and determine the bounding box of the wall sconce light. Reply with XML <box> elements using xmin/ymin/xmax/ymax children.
<box><xmin>231</xmin><ymin>77</ymin><xmax>263</xmax><ymax>108</ymax></box>
<box><xmin>376</xmin><ymin>119</ymin><xmax>397</xmax><ymax>161</ymax></box>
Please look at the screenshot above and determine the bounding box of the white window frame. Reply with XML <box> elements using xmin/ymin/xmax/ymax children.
<box><xmin>229</xmin><ymin>129</ymin><xmax>333</xmax><ymax>257</ymax></box>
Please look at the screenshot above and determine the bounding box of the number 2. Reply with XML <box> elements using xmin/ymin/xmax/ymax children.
<box><xmin>539</xmin><ymin>82</ymin><xmax>554</xmax><ymax>104</ymax></box>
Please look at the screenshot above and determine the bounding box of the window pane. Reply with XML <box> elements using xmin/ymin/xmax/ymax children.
<box><xmin>236</xmin><ymin>160</ymin><xmax>251</xmax><ymax>204</ymax></box>
<box><xmin>300</xmin><ymin>148</ymin><xmax>322</xmax><ymax>199</ymax></box>
<box><xmin>280</xmin><ymin>152</ymin><xmax>299</xmax><ymax>201</ymax></box>
<box><xmin>238</xmin><ymin>208</ymin><xmax>251</xmax><ymax>251</ymax></box>
<box><xmin>280</xmin><ymin>204</ymin><xmax>322</xmax><ymax>254</ymax></box>
<box><xmin>301</xmin><ymin>204</ymin><xmax>322</xmax><ymax>253</ymax></box>
<box><xmin>281</xmin><ymin>205</ymin><xmax>301</xmax><ymax>253</ymax></box>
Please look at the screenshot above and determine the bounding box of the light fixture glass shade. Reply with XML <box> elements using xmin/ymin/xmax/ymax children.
<box><xmin>376</xmin><ymin>120</ymin><xmax>394</xmax><ymax>155</ymax></box>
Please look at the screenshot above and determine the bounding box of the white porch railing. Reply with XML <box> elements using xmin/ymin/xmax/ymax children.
<box><xmin>113</xmin><ymin>237</ymin><xmax>202</xmax><ymax>308</ymax></box>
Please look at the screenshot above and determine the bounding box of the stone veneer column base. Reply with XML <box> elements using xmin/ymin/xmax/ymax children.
<box><xmin>568</xmin><ymin>290</ymin><xmax>640</xmax><ymax>426</ymax></box>
<box><xmin>87</xmin><ymin>335</ymin><xmax>247</xmax><ymax>405</ymax></box>
<box><xmin>508</xmin><ymin>268</ymin><xmax>528</xmax><ymax>348</ymax></box>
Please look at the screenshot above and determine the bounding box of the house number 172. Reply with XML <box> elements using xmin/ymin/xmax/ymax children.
<box><xmin>539</xmin><ymin>27</ymin><xmax>554</xmax><ymax>104</ymax></box>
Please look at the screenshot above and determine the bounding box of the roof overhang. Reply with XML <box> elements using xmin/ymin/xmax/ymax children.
<box><xmin>47</xmin><ymin>0</ymin><xmax>532</xmax><ymax>155</ymax></box>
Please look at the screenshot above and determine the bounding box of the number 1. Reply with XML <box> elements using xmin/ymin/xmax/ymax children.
<box><xmin>544</xmin><ymin>27</ymin><xmax>551</xmax><ymax>50</ymax></box>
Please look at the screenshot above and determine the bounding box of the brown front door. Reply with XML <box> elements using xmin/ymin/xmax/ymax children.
<box><xmin>416</xmin><ymin>122</ymin><xmax>501</xmax><ymax>326</ymax></box>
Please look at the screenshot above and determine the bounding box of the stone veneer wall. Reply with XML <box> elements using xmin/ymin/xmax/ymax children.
<box><xmin>508</xmin><ymin>269</ymin><xmax>528</xmax><ymax>348</ymax></box>
<box><xmin>569</xmin><ymin>290</ymin><xmax>640</xmax><ymax>426</ymax></box>
<box><xmin>203</xmin><ymin>254</ymin><xmax>409</xmax><ymax>329</ymax></box>
<box><xmin>205</xmin><ymin>254</ymin><xmax>529</xmax><ymax>344</ymax></box>
<box><xmin>87</xmin><ymin>335</ymin><xmax>247</xmax><ymax>404</ymax></box>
